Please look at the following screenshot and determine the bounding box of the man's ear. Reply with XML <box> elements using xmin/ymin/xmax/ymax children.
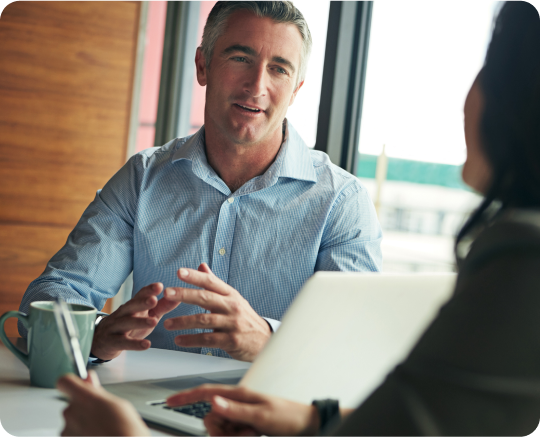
<box><xmin>289</xmin><ymin>80</ymin><xmax>304</xmax><ymax>106</ymax></box>
<box><xmin>195</xmin><ymin>47</ymin><xmax>207</xmax><ymax>86</ymax></box>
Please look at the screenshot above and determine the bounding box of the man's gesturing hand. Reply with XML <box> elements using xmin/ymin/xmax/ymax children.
<box><xmin>163</xmin><ymin>263</ymin><xmax>271</xmax><ymax>362</ymax></box>
<box><xmin>91</xmin><ymin>282</ymin><xmax>180</xmax><ymax>361</ymax></box>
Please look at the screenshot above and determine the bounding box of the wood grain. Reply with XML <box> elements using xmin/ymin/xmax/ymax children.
<box><xmin>0</xmin><ymin>223</ymin><xmax>114</xmax><ymax>337</ymax></box>
<box><xmin>0</xmin><ymin>2</ymin><xmax>139</xmax><ymax>336</ymax></box>
<box><xmin>0</xmin><ymin>1</ymin><xmax>140</xmax><ymax>226</ymax></box>
<box><xmin>0</xmin><ymin>223</ymin><xmax>70</xmax><ymax>337</ymax></box>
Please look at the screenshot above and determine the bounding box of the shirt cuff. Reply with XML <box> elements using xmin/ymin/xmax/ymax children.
<box><xmin>262</xmin><ymin>317</ymin><xmax>281</xmax><ymax>333</ymax></box>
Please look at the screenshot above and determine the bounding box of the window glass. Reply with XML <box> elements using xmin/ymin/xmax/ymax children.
<box><xmin>286</xmin><ymin>1</ymin><xmax>330</xmax><ymax>147</ymax></box>
<box><xmin>189</xmin><ymin>1</ymin><xmax>217</xmax><ymax>135</ymax></box>
<box><xmin>357</xmin><ymin>2</ymin><xmax>499</xmax><ymax>272</ymax></box>
<box><xmin>135</xmin><ymin>1</ymin><xmax>167</xmax><ymax>153</ymax></box>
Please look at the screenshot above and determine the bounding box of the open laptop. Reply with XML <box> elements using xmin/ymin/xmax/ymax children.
<box><xmin>104</xmin><ymin>272</ymin><xmax>456</xmax><ymax>435</ymax></box>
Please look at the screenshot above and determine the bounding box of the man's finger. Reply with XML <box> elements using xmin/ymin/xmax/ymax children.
<box><xmin>149</xmin><ymin>296</ymin><xmax>181</xmax><ymax>318</ymax></box>
<box><xmin>106</xmin><ymin>314</ymin><xmax>158</xmax><ymax>333</ymax></box>
<box><xmin>164</xmin><ymin>313</ymin><xmax>233</xmax><ymax>332</ymax></box>
<box><xmin>105</xmin><ymin>336</ymin><xmax>151</xmax><ymax>352</ymax></box>
<box><xmin>174</xmin><ymin>332</ymin><xmax>233</xmax><ymax>349</ymax></box>
<box><xmin>198</xmin><ymin>263</ymin><xmax>213</xmax><ymax>274</ymax></box>
<box><xmin>177</xmin><ymin>268</ymin><xmax>233</xmax><ymax>296</ymax></box>
<box><xmin>115</xmin><ymin>283</ymin><xmax>163</xmax><ymax>317</ymax></box>
<box><xmin>163</xmin><ymin>287</ymin><xmax>227</xmax><ymax>312</ymax></box>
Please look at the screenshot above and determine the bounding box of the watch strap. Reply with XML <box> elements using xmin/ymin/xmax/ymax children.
<box><xmin>312</xmin><ymin>399</ymin><xmax>340</xmax><ymax>433</ymax></box>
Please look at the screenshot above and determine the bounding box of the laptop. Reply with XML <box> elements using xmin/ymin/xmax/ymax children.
<box><xmin>104</xmin><ymin>272</ymin><xmax>456</xmax><ymax>435</ymax></box>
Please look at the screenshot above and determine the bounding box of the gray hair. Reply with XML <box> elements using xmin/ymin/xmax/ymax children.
<box><xmin>200</xmin><ymin>1</ymin><xmax>312</xmax><ymax>87</ymax></box>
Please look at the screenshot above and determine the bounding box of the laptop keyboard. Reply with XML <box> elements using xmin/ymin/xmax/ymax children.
<box><xmin>150</xmin><ymin>400</ymin><xmax>212</xmax><ymax>419</ymax></box>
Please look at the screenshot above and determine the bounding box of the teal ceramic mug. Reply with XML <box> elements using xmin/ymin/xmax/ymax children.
<box><xmin>0</xmin><ymin>301</ymin><xmax>96</xmax><ymax>388</ymax></box>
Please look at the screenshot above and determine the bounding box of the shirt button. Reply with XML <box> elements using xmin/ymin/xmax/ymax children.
<box><xmin>219</xmin><ymin>248</ymin><xmax>226</xmax><ymax>256</ymax></box>
<box><xmin>228</xmin><ymin>197</ymin><xmax>234</xmax><ymax>204</ymax></box>
<box><xmin>206</xmin><ymin>352</ymin><xmax>212</xmax><ymax>356</ymax></box>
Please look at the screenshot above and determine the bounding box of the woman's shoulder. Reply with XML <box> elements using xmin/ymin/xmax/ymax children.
<box><xmin>474</xmin><ymin>209</ymin><xmax>540</xmax><ymax>250</ymax></box>
<box><xmin>460</xmin><ymin>208</ymin><xmax>540</xmax><ymax>276</ymax></box>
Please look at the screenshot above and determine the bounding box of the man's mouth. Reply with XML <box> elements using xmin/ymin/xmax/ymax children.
<box><xmin>235</xmin><ymin>104</ymin><xmax>263</xmax><ymax>113</ymax></box>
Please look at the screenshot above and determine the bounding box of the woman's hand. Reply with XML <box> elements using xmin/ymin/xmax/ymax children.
<box><xmin>57</xmin><ymin>371</ymin><xmax>150</xmax><ymax>436</ymax></box>
<box><xmin>167</xmin><ymin>384</ymin><xmax>320</xmax><ymax>436</ymax></box>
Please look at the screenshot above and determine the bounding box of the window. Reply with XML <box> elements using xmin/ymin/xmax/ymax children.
<box><xmin>286</xmin><ymin>1</ymin><xmax>330</xmax><ymax>147</ymax></box>
<box><xmin>188</xmin><ymin>1</ymin><xmax>216</xmax><ymax>135</ymax></box>
<box><xmin>135</xmin><ymin>1</ymin><xmax>167</xmax><ymax>153</ymax></box>
<box><xmin>357</xmin><ymin>2</ymin><xmax>499</xmax><ymax>272</ymax></box>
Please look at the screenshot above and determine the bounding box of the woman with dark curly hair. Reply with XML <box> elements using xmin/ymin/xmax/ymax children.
<box><xmin>57</xmin><ymin>2</ymin><xmax>540</xmax><ymax>435</ymax></box>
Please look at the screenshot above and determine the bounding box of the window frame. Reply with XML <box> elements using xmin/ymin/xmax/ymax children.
<box><xmin>154</xmin><ymin>1</ymin><xmax>201</xmax><ymax>146</ymax></box>
<box><xmin>315</xmin><ymin>1</ymin><xmax>373</xmax><ymax>175</ymax></box>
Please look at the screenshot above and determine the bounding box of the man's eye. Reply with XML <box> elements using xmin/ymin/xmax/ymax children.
<box><xmin>232</xmin><ymin>56</ymin><xmax>247</xmax><ymax>62</ymax></box>
<box><xmin>275</xmin><ymin>67</ymin><xmax>288</xmax><ymax>75</ymax></box>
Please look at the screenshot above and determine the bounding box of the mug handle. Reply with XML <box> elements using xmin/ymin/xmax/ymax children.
<box><xmin>0</xmin><ymin>311</ymin><xmax>30</xmax><ymax>368</ymax></box>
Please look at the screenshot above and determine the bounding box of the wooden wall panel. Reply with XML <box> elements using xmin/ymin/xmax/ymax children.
<box><xmin>0</xmin><ymin>224</ymin><xmax>72</xmax><ymax>337</ymax></box>
<box><xmin>0</xmin><ymin>1</ymin><xmax>140</xmax><ymax>226</ymax></box>
<box><xmin>0</xmin><ymin>2</ymin><xmax>140</xmax><ymax>337</ymax></box>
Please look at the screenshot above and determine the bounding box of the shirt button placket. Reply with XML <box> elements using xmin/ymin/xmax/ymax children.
<box><xmin>211</xmin><ymin>196</ymin><xmax>238</xmax><ymax>287</ymax></box>
<box><xmin>204</xmin><ymin>196</ymin><xmax>236</xmax><ymax>358</ymax></box>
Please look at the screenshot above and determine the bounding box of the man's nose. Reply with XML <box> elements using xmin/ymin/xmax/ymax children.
<box><xmin>244</xmin><ymin>64</ymin><xmax>267</xmax><ymax>98</ymax></box>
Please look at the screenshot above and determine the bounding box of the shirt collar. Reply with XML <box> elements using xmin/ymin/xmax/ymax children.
<box><xmin>171</xmin><ymin>127</ymin><xmax>222</xmax><ymax>186</ymax></box>
<box><xmin>278</xmin><ymin>120</ymin><xmax>317</xmax><ymax>183</ymax></box>
<box><xmin>171</xmin><ymin>127</ymin><xmax>207</xmax><ymax>167</ymax></box>
<box><xmin>171</xmin><ymin>120</ymin><xmax>317</xmax><ymax>193</ymax></box>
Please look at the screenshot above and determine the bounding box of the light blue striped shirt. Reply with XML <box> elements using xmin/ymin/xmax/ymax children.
<box><xmin>20</xmin><ymin>123</ymin><xmax>382</xmax><ymax>358</ymax></box>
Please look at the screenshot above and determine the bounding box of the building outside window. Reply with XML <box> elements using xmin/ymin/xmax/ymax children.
<box><xmin>357</xmin><ymin>1</ymin><xmax>499</xmax><ymax>272</ymax></box>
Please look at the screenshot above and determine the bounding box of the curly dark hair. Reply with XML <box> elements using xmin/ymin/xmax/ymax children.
<box><xmin>456</xmin><ymin>1</ymin><xmax>540</xmax><ymax>251</ymax></box>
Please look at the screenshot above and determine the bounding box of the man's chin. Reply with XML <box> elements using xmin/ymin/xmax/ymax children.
<box><xmin>226</xmin><ymin>121</ymin><xmax>285</xmax><ymax>148</ymax></box>
<box><xmin>227</xmin><ymin>127</ymin><xmax>267</xmax><ymax>147</ymax></box>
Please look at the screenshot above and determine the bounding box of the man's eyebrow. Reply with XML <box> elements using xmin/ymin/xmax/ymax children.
<box><xmin>222</xmin><ymin>44</ymin><xmax>257</xmax><ymax>56</ymax></box>
<box><xmin>221</xmin><ymin>45</ymin><xmax>297</xmax><ymax>74</ymax></box>
<box><xmin>272</xmin><ymin>56</ymin><xmax>296</xmax><ymax>74</ymax></box>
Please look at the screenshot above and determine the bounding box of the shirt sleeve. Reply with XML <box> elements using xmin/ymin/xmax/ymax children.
<box><xmin>262</xmin><ymin>317</ymin><xmax>281</xmax><ymax>332</ymax></box>
<box><xmin>315</xmin><ymin>182</ymin><xmax>382</xmax><ymax>273</ymax></box>
<box><xmin>330</xmin><ymin>222</ymin><xmax>540</xmax><ymax>436</ymax></box>
<box><xmin>18</xmin><ymin>155</ymin><xmax>142</xmax><ymax>337</ymax></box>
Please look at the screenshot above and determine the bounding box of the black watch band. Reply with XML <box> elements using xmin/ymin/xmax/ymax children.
<box><xmin>312</xmin><ymin>399</ymin><xmax>340</xmax><ymax>433</ymax></box>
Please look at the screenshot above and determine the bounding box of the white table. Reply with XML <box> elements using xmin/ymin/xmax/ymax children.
<box><xmin>0</xmin><ymin>339</ymin><xmax>250</xmax><ymax>436</ymax></box>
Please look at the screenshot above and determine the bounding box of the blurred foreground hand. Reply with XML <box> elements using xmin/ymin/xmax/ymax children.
<box><xmin>57</xmin><ymin>371</ymin><xmax>149</xmax><ymax>436</ymax></box>
<box><xmin>167</xmin><ymin>384</ymin><xmax>320</xmax><ymax>436</ymax></box>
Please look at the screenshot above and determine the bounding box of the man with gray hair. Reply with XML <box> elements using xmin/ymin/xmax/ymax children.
<box><xmin>20</xmin><ymin>1</ymin><xmax>382</xmax><ymax>363</ymax></box>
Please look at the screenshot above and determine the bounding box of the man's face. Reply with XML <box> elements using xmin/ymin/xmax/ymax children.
<box><xmin>196</xmin><ymin>10</ymin><xmax>304</xmax><ymax>148</ymax></box>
